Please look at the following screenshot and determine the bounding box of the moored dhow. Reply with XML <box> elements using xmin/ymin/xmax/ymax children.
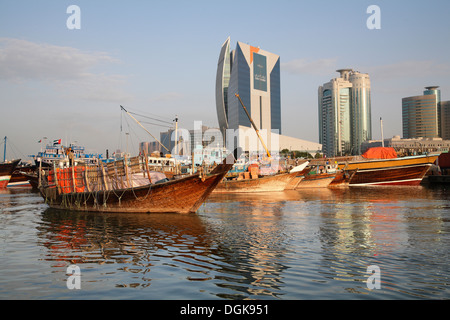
<box><xmin>0</xmin><ymin>159</ymin><xmax>21</xmax><ymax>188</ymax></box>
<box><xmin>38</xmin><ymin>154</ymin><xmax>234</xmax><ymax>213</ymax></box>
<box><xmin>296</xmin><ymin>162</ymin><xmax>338</xmax><ymax>189</ymax></box>
<box><xmin>214</xmin><ymin>161</ymin><xmax>310</xmax><ymax>193</ymax></box>
<box><xmin>338</xmin><ymin>147</ymin><xmax>439</xmax><ymax>186</ymax></box>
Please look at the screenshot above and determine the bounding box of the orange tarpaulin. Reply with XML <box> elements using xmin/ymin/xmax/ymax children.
<box><xmin>362</xmin><ymin>147</ymin><xmax>397</xmax><ymax>159</ymax></box>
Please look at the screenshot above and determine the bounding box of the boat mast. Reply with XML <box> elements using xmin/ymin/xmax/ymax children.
<box><xmin>174</xmin><ymin>115</ymin><xmax>178</xmax><ymax>156</ymax></box>
<box><xmin>120</xmin><ymin>105</ymin><xmax>170</xmax><ymax>153</ymax></box>
<box><xmin>3</xmin><ymin>136</ymin><xmax>6</xmax><ymax>162</ymax></box>
<box><xmin>235</xmin><ymin>93</ymin><xmax>271</xmax><ymax>158</ymax></box>
<box><xmin>380</xmin><ymin>117</ymin><xmax>384</xmax><ymax>147</ymax></box>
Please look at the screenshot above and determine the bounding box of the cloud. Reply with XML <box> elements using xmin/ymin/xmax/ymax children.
<box><xmin>365</xmin><ymin>60</ymin><xmax>450</xmax><ymax>80</ymax></box>
<box><xmin>0</xmin><ymin>38</ymin><xmax>131</xmax><ymax>102</ymax></box>
<box><xmin>281</xmin><ymin>58</ymin><xmax>338</xmax><ymax>75</ymax></box>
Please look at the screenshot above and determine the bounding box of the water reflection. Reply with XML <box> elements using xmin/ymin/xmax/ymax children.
<box><xmin>202</xmin><ymin>195</ymin><xmax>292</xmax><ymax>299</ymax></box>
<box><xmin>37</xmin><ymin>198</ymin><xmax>292</xmax><ymax>299</ymax></box>
<box><xmin>38</xmin><ymin>209</ymin><xmax>210</xmax><ymax>264</ymax></box>
<box><xmin>25</xmin><ymin>185</ymin><xmax>450</xmax><ymax>299</ymax></box>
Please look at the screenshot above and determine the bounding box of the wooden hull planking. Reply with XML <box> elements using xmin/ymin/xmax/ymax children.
<box><xmin>213</xmin><ymin>171</ymin><xmax>299</xmax><ymax>193</ymax></box>
<box><xmin>339</xmin><ymin>155</ymin><xmax>438</xmax><ymax>171</ymax></box>
<box><xmin>296</xmin><ymin>173</ymin><xmax>337</xmax><ymax>188</ymax></box>
<box><xmin>328</xmin><ymin>170</ymin><xmax>357</xmax><ymax>188</ymax></box>
<box><xmin>349</xmin><ymin>164</ymin><xmax>432</xmax><ymax>186</ymax></box>
<box><xmin>0</xmin><ymin>159</ymin><xmax>21</xmax><ymax>189</ymax></box>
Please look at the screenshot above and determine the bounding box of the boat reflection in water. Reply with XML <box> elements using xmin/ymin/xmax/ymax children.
<box><xmin>37</xmin><ymin>204</ymin><xmax>291</xmax><ymax>298</ymax></box>
<box><xmin>34</xmin><ymin>185</ymin><xmax>449</xmax><ymax>299</ymax></box>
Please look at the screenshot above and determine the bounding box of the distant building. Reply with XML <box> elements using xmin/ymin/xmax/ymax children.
<box><xmin>361</xmin><ymin>135</ymin><xmax>450</xmax><ymax>156</ymax></box>
<box><xmin>441</xmin><ymin>101</ymin><xmax>450</xmax><ymax>140</ymax></box>
<box><xmin>318</xmin><ymin>69</ymin><xmax>372</xmax><ymax>157</ymax></box>
<box><xmin>140</xmin><ymin>125</ymin><xmax>223</xmax><ymax>157</ymax></box>
<box><xmin>139</xmin><ymin>141</ymin><xmax>162</xmax><ymax>155</ymax></box>
<box><xmin>216</xmin><ymin>37</ymin><xmax>321</xmax><ymax>155</ymax></box>
<box><xmin>402</xmin><ymin>86</ymin><xmax>441</xmax><ymax>139</ymax></box>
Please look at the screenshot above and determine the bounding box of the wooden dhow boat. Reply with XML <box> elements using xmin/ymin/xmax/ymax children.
<box><xmin>296</xmin><ymin>162</ymin><xmax>338</xmax><ymax>189</ymax></box>
<box><xmin>214</xmin><ymin>161</ymin><xmax>310</xmax><ymax>193</ymax></box>
<box><xmin>1</xmin><ymin>137</ymin><xmax>21</xmax><ymax>188</ymax></box>
<box><xmin>338</xmin><ymin>147</ymin><xmax>439</xmax><ymax>186</ymax></box>
<box><xmin>328</xmin><ymin>169</ymin><xmax>358</xmax><ymax>188</ymax></box>
<box><xmin>38</xmin><ymin>154</ymin><xmax>234</xmax><ymax>213</ymax></box>
<box><xmin>214</xmin><ymin>94</ymin><xmax>311</xmax><ymax>193</ymax></box>
<box><xmin>8</xmin><ymin>164</ymin><xmax>36</xmax><ymax>188</ymax></box>
<box><xmin>0</xmin><ymin>159</ymin><xmax>21</xmax><ymax>189</ymax></box>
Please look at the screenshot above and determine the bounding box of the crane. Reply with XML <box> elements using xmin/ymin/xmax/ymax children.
<box><xmin>235</xmin><ymin>93</ymin><xmax>271</xmax><ymax>159</ymax></box>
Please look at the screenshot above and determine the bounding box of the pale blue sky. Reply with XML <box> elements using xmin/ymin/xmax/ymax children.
<box><xmin>1</xmin><ymin>0</ymin><xmax>450</xmax><ymax>159</ymax></box>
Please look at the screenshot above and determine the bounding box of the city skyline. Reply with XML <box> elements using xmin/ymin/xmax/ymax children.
<box><xmin>1</xmin><ymin>1</ymin><xmax>450</xmax><ymax>159</ymax></box>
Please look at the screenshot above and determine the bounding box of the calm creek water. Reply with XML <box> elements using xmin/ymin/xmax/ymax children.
<box><xmin>1</xmin><ymin>185</ymin><xmax>449</xmax><ymax>300</ymax></box>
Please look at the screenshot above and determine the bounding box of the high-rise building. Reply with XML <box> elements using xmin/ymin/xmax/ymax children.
<box><xmin>216</xmin><ymin>37</ymin><xmax>321</xmax><ymax>155</ymax></box>
<box><xmin>402</xmin><ymin>86</ymin><xmax>441</xmax><ymax>139</ymax></box>
<box><xmin>216</xmin><ymin>38</ymin><xmax>281</xmax><ymax>143</ymax></box>
<box><xmin>440</xmin><ymin>100</ymin><xmax>450</xmax><ymax>140</ymax></box>
<box><xmin>318</xmin><ymin>69</ymin><xmax>372</xmax><ymax>157</ymax></box>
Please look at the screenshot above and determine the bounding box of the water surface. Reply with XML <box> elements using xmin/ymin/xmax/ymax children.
<box><xmin>0</xmin><ymin>186</ymin><xmax>449</xmax><ymax>299</ymax></box>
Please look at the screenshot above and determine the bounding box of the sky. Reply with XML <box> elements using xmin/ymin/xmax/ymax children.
<box><xmin>1</xmin><ymin>0</ymin><xmax>450</xmax><ymax>160</ymax></box>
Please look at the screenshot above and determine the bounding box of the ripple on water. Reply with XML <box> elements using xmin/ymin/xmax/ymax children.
<box><xmin>0</xmin><ymin>187</ymin><xmax>449</xmax><ymax>299</ymax></box>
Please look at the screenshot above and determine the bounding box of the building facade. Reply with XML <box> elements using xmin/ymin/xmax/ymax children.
<box><xmin>216</xmin><ymin>37</ymin><xmax>284</xmax><ymax>154</ymax></box>
<box><xmin>318</xmin><ymin>69</ymin><xmax>372</xmax><ymax>157</ymax></box>
<box><xmin>402</xmin><ymin>86</ymin><xmax>441</xmax><ymax>139</ymax></box>
<box><xmin>361</xmin><ymin>135</ymin><xmax>450</xmax><ymax>156</ymax></box>
<box><xmin>440</xmin><ymin>101</ymin><xmax>450</xmax><ymax>140</ymax></box>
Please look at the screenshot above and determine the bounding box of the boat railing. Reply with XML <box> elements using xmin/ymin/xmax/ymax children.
<box><xmin>40</xmin><ymin>155</ymin><xmax>163</xmax><ymax>194</ymax></box>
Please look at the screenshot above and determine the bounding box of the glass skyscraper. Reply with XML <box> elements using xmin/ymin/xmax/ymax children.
<box><xmin>215</xmin><ymin>37</ymin><xmax>281</xmax><ymax>146</ymax></box>
<box><xmin>318</xmin><ymin>69</ymin><xmax>372</xmax><ymax>157</ymax></box>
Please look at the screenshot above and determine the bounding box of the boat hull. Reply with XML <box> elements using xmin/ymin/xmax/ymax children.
<box><xmin>0</xmin><ymin>176</ymin><xmax>11</xmax><ymax>189</ymax></box>
<box><xmin>349</xmin><ymin>164</ymin><xmax>432</xmax><ymax>186</ymax></box>
<box><xmin>296</xmin><ymin>173</ymin><xmax>336</xmax><ymax>188</ymax></box>
<box><xmin>0</xmin><ymin>159</ymin><xmax>21</xmax><ymax>189</ymax></box>
<box><xmin>8</xmin><ymin>166</ymin><xmax>36</xmax><ymax>188</ymax></box>
<box><xmin>339</xmin><ymin>154</ymin><xmax>438</xmax><ymax>171</ymax></box>
<box><xmin>213</xmin><ymin>171</ymin><xmax>299</xmax><ymax>193</ymax></box>
<box><xmin>337</xmin><ymin>154</ymin><xmax>438</xmax><ymax>187</ymax></box>
<box><xmin>329</xmin><ymin>170</ymin><xmax>357</xmax><ymax>188</ymax></box>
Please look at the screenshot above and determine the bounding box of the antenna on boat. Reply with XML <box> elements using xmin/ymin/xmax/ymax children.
<box><xmin>174</xmin><ymin>115</ymin><xmax>178</xmax><ymax>156</ymax></box>
<box><xmin>380</xmin><ymin>117</ymin><xmax>384</xmax><ymax>147</ymax></box>
<box><xmin>235</xmin><ymin>93</ymin><xmax>271</xmax><ymax>159</ymax></box>
<box><xmin>3</xmin><ymin>136</ymin><xmax>6</xmax><ymax>162</ymax></box>
<box><xmin>120</xmin><ymin>105</ymin><xmax>170</xmax><ymax>153</ymax></box>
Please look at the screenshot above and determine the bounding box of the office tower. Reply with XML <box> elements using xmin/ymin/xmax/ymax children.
<box><xmin>318</xmin><ymin>69</ymin><xmax>372</xmax><ymax>157</ymax></box>
<box><xmin>216</xmin><ymin>38</ymin><xmax>231</xmax><ymax>139</ymax></box>
<box><xmin>349</xmin><ymin>71</ymin><xmax>372</xmax><ymax>155</ymax></box>
<box><xmin>216</xmin><ymin>38</ymin><xmax>281</xmax><ymax>139</ymax></box>
<box><xmin>441</xmin><ymin>101</ymin><xmax>450</xmax><ymax>140</ymax></box>
<box><xmin>216</xmin><ymin>37</ymin><xmax>322</xmax><ymax>155</ymax></box>
<box><xmin>402</xmin><ymin>86</ymin><xmax>441</xmax><ymax>139</ymax></box>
